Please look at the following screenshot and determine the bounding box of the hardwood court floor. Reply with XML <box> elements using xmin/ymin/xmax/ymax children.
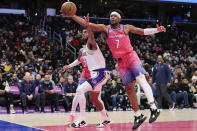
<box><xmin>0</xmin><ymin>109</ymin><xmax>197</xmax><ymax>131</ymax></box>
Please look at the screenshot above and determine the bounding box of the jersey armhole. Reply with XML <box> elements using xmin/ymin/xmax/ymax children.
<box><xmin>107</xmin><ymin>25</ymin><xmax>110</xmax><ymax>38</ymax></box>
<box><xmin>123</xmin><ymin>25</ymin><xmax>126</xmax><ymax>34</ymax></box>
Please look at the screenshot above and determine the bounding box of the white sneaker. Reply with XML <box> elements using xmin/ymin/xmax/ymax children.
<box><xmin>96</xmin><ymin>120</ymin><xmax>111</xmax><ymax>128</ymax></box>
<box><xmin>70</xmin><ymin>120</ymin><xmax>87</xmax><ymax>128</ymax></box>
<box><xmin>10</xmin><ymin>107</ymin><xmax>16</xmax><ymax>114</ymax></box>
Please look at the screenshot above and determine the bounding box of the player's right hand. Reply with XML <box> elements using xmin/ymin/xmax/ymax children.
<box><xmin>63</xmin><ymin>65</ymin><xmax>70</xmax><ymax>71</ymax></box>
<box><xmin>84</xmin><ymin>13</ymin><xmax>90</xmax><ymax>27</ymax></box>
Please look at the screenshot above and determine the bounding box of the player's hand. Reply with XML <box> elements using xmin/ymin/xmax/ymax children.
<box><xmin>156</xmin><ymin>24</ymin><xmax>166</xmax><ymax>32</ymax></box>
<box><xmin>167</xmin><ymin>83</ymin><xmax>171</xmax><ymax>87</ymax></box>
<box><xmin>63</xmin><ymin>65</ymin><xmax>71</xmax><ymax>71</ymax></box>
<box><xmin>84</xmin><ymin>13</ymin><xmax>90</xmax><ymax>28</ymax></box>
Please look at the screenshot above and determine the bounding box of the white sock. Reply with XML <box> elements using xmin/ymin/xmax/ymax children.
<box><xmin>136</xmin><ymin>74</ymin><xmax>156</xmax><ymax>108</ymax></box>
<box><xmin>134</xmin><ymin>110</ymin><xmax>141</xmax><ymax>117</ymax></box>
<box><xmin>150</xmin><ymin>103</ymin><xmax>157</xmax><ymax>110</ymax></box>
<box><xmin>100</xmin><ymin>109</ymin><xmax>109</xmax><ymax>121</ymax></box>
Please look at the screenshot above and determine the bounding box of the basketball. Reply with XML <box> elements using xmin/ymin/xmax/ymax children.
<box><xmin>61</xmin><ymin>1</ymin><xmax>77</xmax><ymax>16</ymax></box>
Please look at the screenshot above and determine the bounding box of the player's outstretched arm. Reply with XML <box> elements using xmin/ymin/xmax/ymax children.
<box><xmin>85</xmin><ymin>14</ymin><xmax>97</xmax><ymax>50</ymax></box>
<box><xmin>63</xmin><ymin>50</ymin><xmax>82</xmax><ymax>71</ymax></box>
<box><xmin>71</xmin><ymin>15</ymin><xmax>107</xmax><ymax>32</ymax></box>
<box><xmin>126</xmin><ymin>24</ymin><xmax>166</xmax><ymax>35</ymax></box>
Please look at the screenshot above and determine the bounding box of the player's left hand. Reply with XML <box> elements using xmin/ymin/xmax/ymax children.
<box><xmin>84</xmin><ymin>13</ymin><xmax>90</xmax><ymax>27</ymax></box>
<box><xmin>156</xmin><ymin>24</ymin><xmax>166</xmax><ymax>32</ymax></box>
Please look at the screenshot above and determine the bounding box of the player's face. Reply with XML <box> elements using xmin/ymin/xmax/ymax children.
<box><xmin>110</xmin><ymin>14</ymin><xmax>120</xmax><ymax>25</ymax></box>
<box><xmin>82</xmin><ymin>29</ymin><xmax>88</xmax><ymax>40</ymax></box>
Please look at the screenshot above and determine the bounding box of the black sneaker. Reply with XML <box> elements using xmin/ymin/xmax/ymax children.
<box><xmin>41</xmin><ymin>107</ymin><xmax>45</xmax><ymax>113</ymax></box>
<box><xmin>149</xmin><ymin>109</ymin><xmax>160</xmax><ymax>123</ymax></box>
<box><xmin>70</xmin><ymin>120</ymin><xmax>87</xmax><ymax>128</ymax></box>
<box><xmin>55</xmin><ymin>108</ymin><xmax>60</xmax><ymax>112</ymax></box>
<box><xmin>51</xmin><ymin>105</ymin><xmax>54</xmax><ymax>113</ymax></box>
<box><xmin>132</xmin><ymin>114</ymin><xmax>147</xmax><ymax>130</ymax></box>
<box><xmin>35</xmin><ymin>107</ymin><xmax>39</xmax><ymax>113</ymax></box>
<box><xmin>96</xmin><ymin>120</ymin><xmax>111</xmax><ymax>128</ymax></box>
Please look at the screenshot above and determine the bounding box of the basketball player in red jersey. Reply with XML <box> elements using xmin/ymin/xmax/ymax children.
<box><xmin>63</xmin><ymin>9</ymin><xmax>166</xmax><ymax>130</ymax></box>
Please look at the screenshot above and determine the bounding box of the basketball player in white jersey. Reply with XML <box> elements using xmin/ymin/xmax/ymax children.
<box><xmin>64</xmin><ymin>14</ymin><xmax>111</xmax><ymax>128</ymax></box>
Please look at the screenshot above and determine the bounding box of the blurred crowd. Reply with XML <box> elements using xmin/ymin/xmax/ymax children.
<box><xmin>0</xmin><ymin>14</ymin><xmax>197</xmax><ymax>114</ymax></box>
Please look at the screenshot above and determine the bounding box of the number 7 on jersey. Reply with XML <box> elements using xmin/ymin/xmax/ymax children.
<box><xmin>115</xmin><ymin>39</ymin><xmax>119</xmax><ymax>48</ymax></box>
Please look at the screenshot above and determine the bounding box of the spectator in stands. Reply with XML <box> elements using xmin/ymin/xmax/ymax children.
<box><xmin>116</xmin><ymin>78</ymin><xmax>126</xmax><ymax>110</ymax></box>
<box><xmin>152</xmin><ymin>55</ymin><xmax>174</xmax><ymax>109</ymax></box>
<box><xmin>0</xmin><ymin>54</ymin><xmax>8</xmax><ymax>66</ymax></box>
<box><xmin>20</xmin><ymin>72</ymin><xmax>40</xmax><ymax>113</ymax></box>
<box><xmin>0</xmin><ymin>73</ymin><xmax>16</xmax><ymax>114</ymax></box>
<box><xmin>192</xmin><ymin>71</ymin><xmax>197</xmax><ymax>81</ymax></box>
<box><xmin>102</xmin><ymin>79</ymin><xmax>112</xmax><ymax>111</ymax></box>
<box><xmin>9</xmin><ymin>73</ymin><xmax>20</xmax><ymax>88</ymax></box>
<box><xmin>57</xmin><ymin>77</ymin><xmax>66</xmax><ymax>89</ymax></box>
<box><xmin>34</xmin><ymin>74</ymin><xmax>42</xmax><ymax>87</ymax></box>
<box><xmin>63</xmin><ymin>75</ymin><xmax>77</xmax><ymax>111</ymax></box>
<box><xmin>168</xmin><ymin>79</ymin><xmax>189</xmax><ymax>108</ymax></box>
<box><xmin>111</xmin><ymin>81</ymin><xmax>117</xmax><ymax>111</ymax></box>
<box><xmin>3</xmin><ymin>61</ymin><xmax>12</xmax><ymax>74</ymax></box>
<box><xmin>180</xmin><ymin>78</ymin><xmax>194</xmax><ymax>107</ymax></box>
<box><xmin>39</xmin><ymin>74</ymin><xmax>59</xmax><ymax>113</ymax></box>
<box><xmin>190</xmin><ymin>77</ymin><xmax>197</xmax><ymax>103</ymax></box>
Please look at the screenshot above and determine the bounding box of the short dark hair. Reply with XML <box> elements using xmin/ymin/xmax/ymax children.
<box><xmin>109</xmin><ymin>9</ymin><xmax>124</xmax><ymax>18</ymax></box>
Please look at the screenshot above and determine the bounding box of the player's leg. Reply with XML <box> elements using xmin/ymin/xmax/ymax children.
<box><xmin>125</xmin><ymin>51</ymin><xmax>160</xmax><ymax>124</ymax></box>
<box><xmin>90</xmin><ymin>91</ymin><xmax>111</xmax><ymax>127</ymax></box>
<box><xmin>66</xmin><ymin>79</ymin><xmax>86</xmax><ymax>125</ymax></box>
<box><xmin>89</xmin><ymin>70</ymin><xmax>111</xmax><ymax>127</ymax></box>
<box><xmin>117</xmin><ymin>64</ymin><xmax>146</xmax><ymax>130</ymax></box>
<box><xmin>136</xmin><ymin>73</ymin><xmax>160</xmax><ymax>123</ymax></box>
<box><xmin>125</xmin><ymin>81</ymin><xmax>147</xmax><ymax>130</ymax></box>
<box><xmin>71</xmin><ymin>81</ymin><xmax>92</xmax><ymax>128</ymax></box>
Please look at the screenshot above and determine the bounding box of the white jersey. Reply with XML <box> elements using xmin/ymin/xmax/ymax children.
<box><xmin>81</xmin><ymin>44</ymin><xmax>105</xmax><ymax>71</ymax></box>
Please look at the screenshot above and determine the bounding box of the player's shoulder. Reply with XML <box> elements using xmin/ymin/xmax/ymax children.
<box><xmin>124</xmin><ymin>24</ymin><xmax>135</xmax><ymax>28</ymax></box>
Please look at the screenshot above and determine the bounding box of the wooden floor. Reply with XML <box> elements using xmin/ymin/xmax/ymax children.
<box><xmin>0</xmin><ymin>109</ymin><xmax>197</xmax><ymax>131</ymax></box>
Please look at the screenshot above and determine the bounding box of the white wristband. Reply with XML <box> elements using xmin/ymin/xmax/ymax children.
<box><xmin>144</xmin><ymin>28</ymin><xmax>158</xmax><ymax>35</ymax></box>
<box><xmin>69</xmin><ymin>60</ymin><xmax>81</xmax><ymax>68</ymax></box>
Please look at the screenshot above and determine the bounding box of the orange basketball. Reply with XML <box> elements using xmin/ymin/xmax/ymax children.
<box><xmin>61</xmin><ymin>1</ymin><xmax>77</xmax><ymax>16</ymax></box>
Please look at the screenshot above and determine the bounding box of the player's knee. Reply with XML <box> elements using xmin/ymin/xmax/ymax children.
<box><xmin>76</xmin><ymin>86</ymin><xmax>84</xmax><ymax>95</ymax></box>
<box><xmin>125</xmin><ymin>81</ymin><xmax>135</xmax><ymax>92</ymax></box>
<box><xmin>90</xmin><ymin>92</ymin><xmax>99</xmax><ymax>103</ymax></box>
<box><xmin>136</xmin><ymin>73</ymin><xmax>146</xmax><ymax>84</ymax></box>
